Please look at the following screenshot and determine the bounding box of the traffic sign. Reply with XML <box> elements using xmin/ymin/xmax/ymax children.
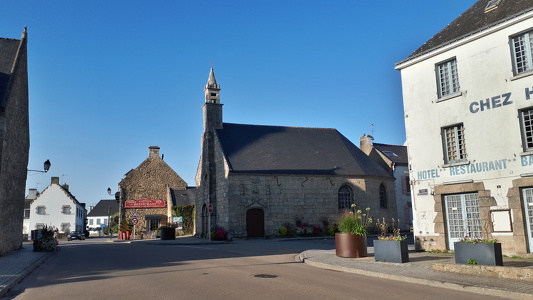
<box><xmin>132</xmin><ymin>212</ymin><xmax>138</xmax><ymax>218</ymax></box>
<box><xmin>131</xmin><ymin>218</ymin><xmax>139</xmax><ymax>225</ymax></box>
<box><xmin>208</xmin><ymin>204</ymin><xmax>214</xmax><ymax>213</ymax></box>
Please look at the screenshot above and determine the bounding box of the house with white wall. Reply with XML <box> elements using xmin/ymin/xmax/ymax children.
<box><xmin>87</xmin><ymin>199</ymin><xmax>118</xmax><ymax>236</ymax></box>
<box><xmin>395</xmin><ymin>0</ymin><xmax>533</xmax><ymax>254</ymax></box>
<box><xmin>29</xmin><ymin>177</ymin><xmax>86</xmax><ymax>234</ymax></box>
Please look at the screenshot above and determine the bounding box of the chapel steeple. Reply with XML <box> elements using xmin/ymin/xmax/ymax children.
<box><xmin>204</xmin><ymin>68</ymin><xmax>221</xmax><ymax>104</ymax></box>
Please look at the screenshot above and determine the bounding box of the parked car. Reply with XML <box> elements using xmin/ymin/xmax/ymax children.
<box><xmin>67</xmin><ymin>231</ymin><xmax>86</xmax><ymax>241</ymax></box>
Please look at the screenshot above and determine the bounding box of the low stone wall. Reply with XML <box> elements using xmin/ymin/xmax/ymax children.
<box><xmin>433</xmin><ymin>263</ymin><xmax>533</xmax><ymax>282</ymax></box>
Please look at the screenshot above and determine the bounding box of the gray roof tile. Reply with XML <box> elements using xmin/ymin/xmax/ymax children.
<box><xmin>216</xmin><ymin>123</ymin><xmax>394</xmax><ymax>178</ymax></box>
<box><xmin>399</xmin><ymin>0</ymin><xmax>533</xmax><ymax>64</ymax></box>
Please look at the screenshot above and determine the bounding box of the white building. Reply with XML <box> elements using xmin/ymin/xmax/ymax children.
<box><xmin>396</xmin><ymin>0</ymin><xmax>533</xmax><ymax>254</ymax></box>
<box><xmin>29</xmin><ymin>177</ymin><xmax>86</xmax><ymax>234</ymax></box>
<box><xmin>87</xmin><ymin>199</ymin><xmax>118</xmax><ymax>236</ymax></box>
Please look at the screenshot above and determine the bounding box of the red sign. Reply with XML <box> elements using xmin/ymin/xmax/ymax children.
<box><xmin>131</xmin><ymin>218</ymin><xmax>139</xmax><ymax>225</ymax></box>
<box><xmin>125</xmin><ymin>198</ymin><xmax>166</xmax><ymax>208</ymax></box>
<box><xmin>208</xmin><ymin>204</ymin><xmax>214</xmax><ymax>213</ymax></box>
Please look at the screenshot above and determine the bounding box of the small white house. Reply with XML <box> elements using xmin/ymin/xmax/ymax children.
<box><xmin>87</xmin><ymin>199</ymin><xmax>118</xmax><ymax>236</ymax></box>
<box><xmin>29</xmin><ymin>177</ymin><xmax>86</xmax><ymax>235</ymax></box>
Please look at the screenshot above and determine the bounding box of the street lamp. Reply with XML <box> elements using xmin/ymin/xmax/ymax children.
<box><xmin>28</xmin><ymin>159</ymin><xmax>51</xmax><ymax>173</ymax></box>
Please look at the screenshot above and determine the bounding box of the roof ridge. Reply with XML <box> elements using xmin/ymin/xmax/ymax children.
<box><xmin>222</xmin><ymin>122</ymin><xmax>337</xmax><ymax>131</ymax></box>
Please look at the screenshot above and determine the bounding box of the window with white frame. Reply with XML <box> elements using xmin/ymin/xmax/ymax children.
<box><xmin>520</xmin><ymin>107</ymin><xmax>533</xmax><ymax>151</ymax></box>
<box><xmin>24</xmin><ymin>209</ymin><xmax>30</xmax><ymax>218</ymax></box>
<box><xmin>89</xmin><ymin>219</ymin><xmax>93</xmax><ymax>225</ymax></box>
<box><xmin>61</xmin><ymin>223</ymin><xmax>70</xmax><ymax>232</ymax></box>
<box><xmin>443</xmin><ymin>123</ymin><xmax>466</xmax><ymax>163</ymax></box>
<box><xmin>436</xmin><ymin>58</ymin><xmax>460</xmax><ymax>98</ymax></box>
<box><xmin>36</xmin><ymin>206</ymin><xmax>46</xmax><ymax>215</ymax></box>
<box><xmin>511</xmin><ymin>29</ymin><xmax>533</xmax><ymax>75</ymax></box>
<box><xmin>36</xmin><ymin>223</ymin><xmax>44</xmax><ymax>229</ymax></box>
<box><xmin>97</xmin><ymin>219</ymin><xmax>101</xmax><ymax>225</ymax></box>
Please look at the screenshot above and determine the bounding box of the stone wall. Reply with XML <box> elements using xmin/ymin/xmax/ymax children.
<box><xmin>218</xmin><ymin>174</ymin><xmax>396</xmax><ymax>238</ymax></box>
<box><xmin>119</xmin><ymin>147</ymin><xmax>187</xmax><ymax>238</ymax></box>
<box><xmin>0</xmin><ymin>33</ymin><xmax>29</xmax><ymax>255</ymax></box>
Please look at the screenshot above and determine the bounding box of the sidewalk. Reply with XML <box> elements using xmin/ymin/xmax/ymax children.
<box><xmin>2</xmin><ymin>238</ymin><xmax>533</xmax><ymax>299</ymax></box>
<box><xmin>296</xmin><ymin>248</ymin><xmax>533</xmax><ymax>300</ymax></box>
<box><xmin>0</xmin><ymin>243</ymin><xmax>52</xmax><ymax>297</ymax></box>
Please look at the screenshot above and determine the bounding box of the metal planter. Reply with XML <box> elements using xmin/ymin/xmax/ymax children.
<box><xmin>374</xmin><ymin>240</ymin><xmax>409</xmax><ymax>263</ymax></box>
<box><xmin>454</xmin><ymin>242</ymin><xmax>503</xmax><ymax>266</ymax></box>
<box><xmin>335</xmin><ymin>233</ymin><xmax>367</xmax><ymax>258</ymax></box>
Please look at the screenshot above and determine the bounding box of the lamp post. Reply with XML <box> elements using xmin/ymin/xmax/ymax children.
<box><xmin>107</xmin><ymin>187</ymin><xmax>121</xmax><ymax>238</ymax></box>
<box><xmin>28</xmin><ymin>159</ymin><xmax>51</xmax><ymax>173</ymax></box>
<box><xmin>107</xmin><ymin>188</ymin><xmax>112</xmax><ymax>238</ymax></box>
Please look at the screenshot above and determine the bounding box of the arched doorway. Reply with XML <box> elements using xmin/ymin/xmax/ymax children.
<box><xmin>246</xmin><ymin>208</ymin><xmax>265</xmax><ymax>238</ymax></box>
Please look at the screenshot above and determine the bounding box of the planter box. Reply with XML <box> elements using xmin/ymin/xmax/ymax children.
<box><xmin>160</xmin><ymin>227</ymin><xmax>176</xmax><ymax>240</ymax></box>
<box><xmin>335</xmin><ymin>233</ymin><xmax>367</xmax><ymax>258</ymax></box>
<box><xmin>374</xmin><ymin>240</ymin><xmax>409</xmax><ymax>263</ymax></box>
<box><xmin>454</xmin><ymin>242</ymin><xmax>503</xmax><ymax>266</ymax></box>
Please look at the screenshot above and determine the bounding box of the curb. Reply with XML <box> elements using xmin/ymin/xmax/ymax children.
<box><xmin>296</xmin><ymin>252</ymin><xmax>530</xmax><ymax>300</ymax></box>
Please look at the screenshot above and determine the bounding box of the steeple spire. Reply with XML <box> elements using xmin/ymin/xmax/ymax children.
<box><xmin>204</xmin><ymin>68</ymin><xmax>221</xmax><ymax>104</ymax></box>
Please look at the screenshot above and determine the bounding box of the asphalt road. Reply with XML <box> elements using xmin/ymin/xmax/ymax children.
<box><xmin>3</xmin><ymin>238</ymin><xmax>508</xmax><ymax>300</ymax></box>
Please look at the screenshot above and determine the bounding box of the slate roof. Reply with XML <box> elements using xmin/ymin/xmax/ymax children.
<box><xmin>87</xmin><ymin>200</ymin><xmax>119</xmax><ymax>217</ymax></box>
<box><xmin>0</xmin><ymin>37</ymin><xmax>20</xmax><ymax>105</ymax></box>
<box><xmin>399</xmin><ymin>0</ymin><xmax>533</xmax><ymax>64</ymax></box>
<box><xmin>170</xmin><ymin>187</ymin><xmax>196</xmax><ymax>206</ymax></box>
<box><xmin>373</xmin><ymin>143</ymin><xmax>408</xmax><ymax>166</ymax></box>
<box><xmin>216</xmin><ymin>123</ymin><xmax>394</xmax><ymax>178</ymax></box>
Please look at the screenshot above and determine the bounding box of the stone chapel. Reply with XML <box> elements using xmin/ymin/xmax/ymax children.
<box><xmin>195</xmin><ymin>69</ymin><xmax>398</xmax><ymax>239</ymax></box>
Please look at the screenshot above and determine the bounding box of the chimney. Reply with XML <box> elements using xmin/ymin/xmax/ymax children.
<box><xmin>51</xmin><ymin>177</ymin><xmax>60</xmax><ymax>185</ymax></box>
<box><xmin>149</xmin><ymin>146</ymin><xmax>160</xmax><ymax>158</ymax></box>
<box><xmin>359</xmin><ymin>134</ymin><xmax>374</xmax><ymax>155</ymax></box>
<box><xmin>27</xmin><ymin>188</ymin><xmax>39</xmax><ymax>199</ymax></box>
<box><xmin>62</xmin><ymin>183</ymin><xmax>69</xmax><ymax>191</ymax></box>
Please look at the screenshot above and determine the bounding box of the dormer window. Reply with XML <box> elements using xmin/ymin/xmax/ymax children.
<box><xmin>485</xmin><ymin>0</ymin><xmax>500</xmax><ymax>13</ymax></box>
<box><xmin>382</xmin><ymin>151</ymin><xmax>398</xmax><ymax>158</ymax></box>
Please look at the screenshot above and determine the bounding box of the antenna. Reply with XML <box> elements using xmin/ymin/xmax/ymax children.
<box><xmin>371</xmin><ymin>124</ymin><xmax>374</xmax><ymax>136</ymax></box>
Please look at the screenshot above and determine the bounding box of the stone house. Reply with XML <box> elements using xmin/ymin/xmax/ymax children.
<box><xmin>395</xmin><ymin>0</ymin><xmax>533</xmax><ymax>254</ymax></box>
<box><xmin>118</xmin><ymin>146</ymin><xmax>192</xmax><ymax>238</ymax></box>
<box><xmin>0</xmin><ymin>29</ymin><xmax>30</xmax><ymax>255</ymax></box>
<box><xmin>195</xmin><ymin>69</ymin><xmax>397</xmax><ymax>239</ymax></box>
<box><xmin>29</xmin><ymin>177</ymin><xmax>86</xmax><ymax>234</ymax></box>
<box><xmin>359</xmin><ymin>134</ymin><xmax>412</xmax><ymax>231</ymax></box>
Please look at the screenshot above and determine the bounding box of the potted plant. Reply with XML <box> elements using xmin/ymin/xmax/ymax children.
<box><xmin>335</xmin><ymin>205</ymin><xmax>371</xmax><ymax>258</ymax></box>
<box><xmin>454</xmin><ymin>236</ymin><xmax>502</xmax><ymax>266</ymax></box>
<box><xmin>374</xmin><ymin>218</ymin><xmax>409</xmax><ymax>263</ymax></box>
<box><xmin>33</xmin><ymin>226</ymin><xmax>59</xmax><ymax>252</ymax></box>
<box><xmin>120</xmin><ymin>219</ymin><xmax>133</xmax><ymax>240</ymax></box>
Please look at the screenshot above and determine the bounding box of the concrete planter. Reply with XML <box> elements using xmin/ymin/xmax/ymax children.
<box><xmin>374</xmin><ymin>240</ymin><xmax>409</xmax><ymax>263</ymax></box>
<box><xmin>454</xmin><ymin>242</ymin><xmax>503</xmax><ymax>266</ymax></box>
<box><xmin>335</xmin><ymin>233</ymin><xmax>367</xmax><ymax>258</ymax></box>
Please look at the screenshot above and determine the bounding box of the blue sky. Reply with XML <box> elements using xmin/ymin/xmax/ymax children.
<box><xmin>2</xmin><ymin>1</ymin><xmax>477</xmax><ymax>206</ymax></box>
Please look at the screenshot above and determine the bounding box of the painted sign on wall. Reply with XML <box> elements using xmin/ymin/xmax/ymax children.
<box><xmin>124</xmin><ymin>198</ymin><xmax>166</xmax><ymax>208</ymax></box>
<box><xmin>416</xmin><ymin>158</ymin><xmax>518</xmax><ymax>180</ymax></box>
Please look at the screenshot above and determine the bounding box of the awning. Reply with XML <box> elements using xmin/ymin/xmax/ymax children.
<box><xmin>144</xmin><ymin>214</ymin><xmax>164</xmax><ymax>220</ymax></box>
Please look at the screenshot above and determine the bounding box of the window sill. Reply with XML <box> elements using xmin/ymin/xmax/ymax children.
<box><xmin>435</xmin><ymin>92</ymin><xmax>462</xmax><ymax>103</ymax></box>
<box><xmin>520</xmin><ymin>151</ymin><xmax>533</xmax><ymax>157</ymax></box>
<box><xmin>510</xmin><ymin>71</ymin><xmax>533</xmax><ymax>81</ymax></box>
<box><xmin>442</xmin><ymin>160</ymin><xmax>470</xmax><ymax>168</ymax></box>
